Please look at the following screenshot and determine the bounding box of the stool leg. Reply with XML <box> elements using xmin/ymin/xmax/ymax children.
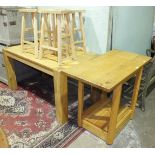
<box><xmin>107</xmin><ymin>84</ymin><xmax>122</xmax><ymax>144</ymax></box>
<box><xmin>39</xmin><ymin>14</ymin><xmax>45</xmax><ymax>59</ymax></box>
<box><xmin>32</xmin><ymin>12</ymin><xmax>39</xmax><ymax>58</ymax></box>
<box><xmin>21</xmin><ymin>13</ymin><xmax>25</xmax><ymax>51</ymax></box>
<box><xmin>44</xmin><ymin>13</ymin><xmax>52</xmax><ymax>47</ymax></box>
<box><xmin>66</xmin><ymin>13</ymin><xmax>76</xmax><ymax>60</ymax></box>
<box><xmin>52</xmin><ymin>14</ymin><xmax>57</xmax><ymax>48</ymax></box>
<box><xmin>62</xmin><ymin>14</ymin><xmax>69</xmax><ymax>58</ymax></box>
<box><xmin>57</xmin><ymin>14</ymin><xmax>62</xmax><ymax>65</ymax></box>
<box><xmin>130</xmin><ymin>67</ymin><xmax>143</xmax><ymax>118</ymax></box>
<box><xmin>79</xmin><ymin>12</ymin><xmax>86</xmax><ymax>51</ymax></box>
<box><xmin>78</xmin><ymin>81</ymin><xmax>84</xmax><ymax>127</ymax></box>
<box><xmin>90</xmin><ymin>87</ymin><xmax>100</xmax><ymax>103</ymax></box>
<box><xmin>64</xmin><ymin>14</ymin><xmax>71</xmax><ymax>58</ymax></box>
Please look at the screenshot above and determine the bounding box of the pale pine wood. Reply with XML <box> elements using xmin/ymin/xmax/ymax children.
<box><xmin>41</xmin><ymin>45</ymin><xmax>58</xmax><ymax>51</ymax></box>
<box><xmin>71</xmin><ymin>11</ymin><xmax>86</xmax><ymax>52</ymax></box>
<box><xmin>78</xmin><ymin>81</ymin><xmax>84</xmax><ymax>127</ymax></box>
<box><xmin>39</xmin><ymin>14</ymin><xmax>45</xmax><ymax>59</ymax></box>
<box><xmin>83</xmin><ymin>98</ymin><xmax>111</xmax><ymax>117</ymax></box>
<box><xmin>62</xmin><ymin>14</ymin><xmax>70</xmax><ymax>58</ymax></box>
<box><xmin>79</xmin><ymin>12</ymin><xmax>86</xmax><ymax>51</ymax></box>
<box><xmin>90</xmin><ymin>87</ymin><xmax>99</xmax><ymax>103</ymax></box>
<box><xmin>82</xmin><ymin>119</ymin><xmax>107</xmax><ymax>141</ymax></box>
<box><xmin>24</xmin><ymin>41</ymin><xmax>34</xmax><ymax>46</ymax></box>
<box><xmin>71</xmin><ymin>12</ymin><xmax>77</xmax><ymax>59</ymax></box>
<box><xmin>70</xmin><ymin>9</ymin><xmax>85</xmax><ymax>13</ymax></box>
<box><xmin>130</xmin><ymin>67</ymin><xmax>143</xmax><ymax>118</ymax></box>
<box><xmin>4</xmin><ymin>46</ymin><xmax>68</xmax><ymax>124</ymax></box>
<box><xmin>25</xmin><ymin>28</ymin><xmax>33</xmax><ymax>32</ymax></box>
<box><xmin>82</xmin><ymin>84</ymin><xmax>123</xmax><ymax>145</ymax></box>
<box><xmin>116</xmin><ymin>107</ymin><xmax>132</xmax><ymax>136</ymax></box>
<box><xmin>20</xmin><ymin>10</ymin><xmax>39</xmax><ymax>58</ymax></box>
<box><xmin>82</xmin><ymin>99</ymin><xmax>133</xmax><ymax>143</ymax></box>
<box><xmin>21</xmin><ymin>14</ymin><xmax>25</xmax><ymax>50</ymax></box>
<box><xmin>39</xmin><ymin>11</ymin><xmax>75</xmax><ymax>64</ymax></box>
<box><xmin>57</xmin><ymin>14</ymin><xmax>62</xmax><ymax>65</ymax></box>
<box><xmin>0</xmin><ymin>128</ymin><xmax>9</xmax><ymax>148</ymax></box>
<box><xmin>84</xmin><ymin>99</ymin><xmax>111</xmax><ymax>131</ymax></box>
<box><xmin>38</xmin><ymin>8</ymin><xmax>71</xmax><ymax>14</ymax></box>
<box><xmin>90</xmin><ymin>87</ymin><xmax>107</xmax><ymax>103</ymax></box>
<box><xmin>44</xmin><ymin>13</ymin><xmax>52</xmax><ymax>47</ymax></box>
<box><xmin>74</xmin><ymin>40</ymin><xmax>84</xmax><ymax>44</ymax></box>
<box><xmin>32</xmin><ymin>12</ymin><xmax>39</xmax><ymax>58</ymax></box>
<box><xmin>63</xmin><ymin>50</ymin><xmax>151</xmax><ymax>92</ymax></box>
<box><xmin>78</xmin><ymin>83</ymin><xmax>135</xmax><ymax>145</ymax></box>
<box><xmin>106</xmin><ymin>84</ymin><xmax>122</xmax><ymax>144</ymax></box>
<box><xmin>52</xmin><ymin>14</ymin><xmax>57</xmax><ymax>48</ymax></box>
<box><xmin>101</xmin><ymin>91</ymin><xmax>108</xmax><ymax>100</ymax></box>
<box><xmin>3</xmin><ymin>46</ymin><xmax>151</xmax><ymax>128</ymax></box>
<box><xmin>54</xmin><ymin>71</ymin><xmax>68</xmax><ymax>124</ymax></box>
<box><xmin>3</xmin><ymin>50</ymin><xmax>17</xmax><ymax>90</ymax></box>
<box><xmin>66</xmin><ymin>14</ymin><xmax>75</xmax><ymax>60</ymax></box>
<box><xmin>19</xmin><ymin>8</ymin><xmax>37</xmax><ymax>13</ymax></box>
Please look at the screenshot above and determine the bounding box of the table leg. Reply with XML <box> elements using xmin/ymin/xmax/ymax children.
<box><xmin>3</xmin><ymin>52</ymin><xmax>17</xmax><ymax>90</ymax></box>
<box><xmin>91</xmin><ymin>86</ymin><xmax>107</xmax><ymax>103</ymax></box>
<box><xmin>78</xmin><ymin>81</ymin><xmax>84</xmax><ymax>127</ymax></box>
<box><xmin>130</xmin><ymin>67</ymin><xmax>143</xmax><ymax>118</ymax></box>
<box><xmin>107</xmin><ymin>84</ymin><xmax>122</xmax><ymax>144</ymax></box>
<box><xmin>91</xmin><ymin>87</ymin><xmax>101</xmax><ymax>103</ymax></box>
<box><xmin>54</xmin><ymin>71</ymin><xmax>68</xmax><ymax>124</ymax></box>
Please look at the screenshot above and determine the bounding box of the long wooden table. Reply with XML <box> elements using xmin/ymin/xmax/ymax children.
<box><xmin>3</xmin><ymin>45</ymin><xmax>151</xmax><ymax>144</ymax></box>
<box><xmin>3</xmin><ymin>45</ymin><xmax>69</xmax><ymax>124</ymax></box>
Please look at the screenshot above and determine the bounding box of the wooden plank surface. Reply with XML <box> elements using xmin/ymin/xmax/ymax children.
<box><xmin>3</xmin><ymin>45</ymin><xmax>94</xmax><ymax>73</ymax></box>
<box><xmin>4</xmin><ymin>45</ymin><xmax>151</xmax><ymax>92</ymax></box>
<box><xmin>62</xmin><ymin>50</ymin><xmax>151</xmax><ymax>92</ymax></box>
<box><xmin>3</xmin><ymin>45</ymin><xmax>78</xmax><ymax>73</ymax></box>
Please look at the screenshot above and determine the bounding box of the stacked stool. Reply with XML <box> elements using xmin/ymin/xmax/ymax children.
<box><xmin>71</xmin><ymin>10</ymin><xmax>86</xmax><ymax>52</ymax></box>
<box><xmin>19</xmin><ymin>8</ymin><xmax>39</xmax><ymax>58</ymax></box>
<box><xmin>38</xmin><ymin>9</ymin><xmax>75</xmax><ymax>65</ymax></box>
<box><xmin>19</xmin><ymin>8</ymin><xmax>86</xmax><ymax>65</ymax></box>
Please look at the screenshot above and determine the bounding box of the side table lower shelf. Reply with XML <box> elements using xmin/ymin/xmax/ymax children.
<box><xmin>81</xmin><ymin>98</ymin><xmax>133</xmax><ymax>143</ymax></box>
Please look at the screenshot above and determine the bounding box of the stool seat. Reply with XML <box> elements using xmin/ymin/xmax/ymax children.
<box><xmin>38</xmin><ymin>8</ymin><xmax>72</xmax><ymax>14</ymax></box>
<box><xmin>19</xmin><ymin>8</ymin><xmax>37</xmax><ymax>13</ymax></box>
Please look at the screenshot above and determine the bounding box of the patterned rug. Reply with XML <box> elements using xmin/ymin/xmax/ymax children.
<box><xmin>0</xmin><ymin>75</ymin><xmax>89</xmax><ymax>148</ymax></box>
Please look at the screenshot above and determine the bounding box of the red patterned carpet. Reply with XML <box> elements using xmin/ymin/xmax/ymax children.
<box><xmin>0</xmin><ymin>76</ymin><xmax>88</xmax><ymax>148</ymax></box>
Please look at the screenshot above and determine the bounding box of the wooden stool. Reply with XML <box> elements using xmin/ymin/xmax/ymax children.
<box><xmin>77</xmin><ymin>67</ymin><xmax>143</xmax><ymax>144</ymax></box>
<box><xmin>71</xmin><ymin>10</ymin><xmax>86</xmax><ymax>53</ymax></box>
<box><xmin>0</xmin><ymin>128</ymin><xmax>9</xmax><ymax>148</ymax></box>
<box><xmin>38</xmin><ymin>9</ymin><xmax>75</xmax><ymax>65</ymax></box>
<box><xmin>19</xmin><ymin>8</ymin><xmax>39</xmax><ymax>58</ymax></box>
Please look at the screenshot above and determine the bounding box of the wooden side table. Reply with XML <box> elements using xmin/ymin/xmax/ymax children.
<box><xmin>62</xmin><ymin>50</ymin><xmax>151</xmax><ymax>144</ymax></box>
<box><xmin>78</xmin><ymin>67</ymin><xmax>143</xmax><ymax>144</ymax></box>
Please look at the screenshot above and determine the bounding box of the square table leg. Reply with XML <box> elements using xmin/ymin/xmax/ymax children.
<box><xmin>107</xmin><ymin>84</ymin><xmax>122</xmax><ymax>144</ymax></box>
<box><xmin>54</xmin><ymin>71</ymin><xmax>68</xmax><ymax>124</ymax></box>
<box><xmin>3</xmin><ymin>53</ymin><xmax>17</xmax><ymax>90</ymax></box>
<box><xmin>130</xmin><ymin>67</ymin><xmax>143</xmax><ymax>118</ymax></box>
<box><xmin>78</xmin><ymin>81</ymin><xmax>84</xmax><ymax>127</ymax></box>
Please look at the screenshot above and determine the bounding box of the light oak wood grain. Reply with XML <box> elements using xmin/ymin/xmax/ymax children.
<box><xmin>0</xmin><ymin>128</ymin><xmax>9</xmax><ymax>148</ymax></box>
